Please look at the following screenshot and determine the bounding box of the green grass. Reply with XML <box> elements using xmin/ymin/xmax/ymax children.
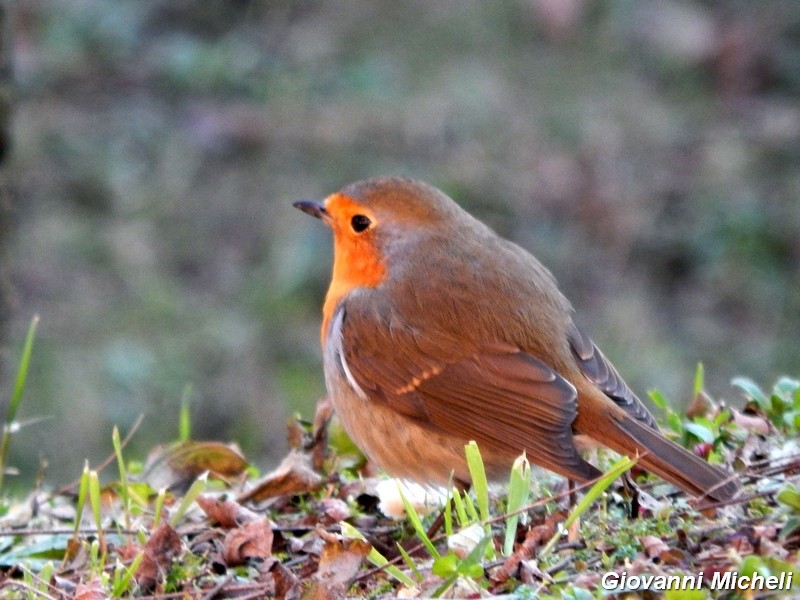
<box><xmin>0</xmin><ymin>327</ymin><xmax>797</xmax><ymax>597</ymax></box>
<box><xmin>0</xmin><ymin>316</ymin><xmax>39</xmax><ymax>492</ymax></box>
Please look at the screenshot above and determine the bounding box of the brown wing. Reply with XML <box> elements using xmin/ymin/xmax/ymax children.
<box><xmin>567</xmin><ymin>322</ymin><xmax>658</xmax><ymax>429</ymax></box>
<box><xmin>339</xmin><ymin>297</ymin><xmax>601</xmax><ymax>483</ymax></box>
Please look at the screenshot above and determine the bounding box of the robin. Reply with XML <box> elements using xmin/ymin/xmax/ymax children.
<box><xmin>294</xmin><ymin>177</ymin><xmax>739</xmax><ymax>502</ymax></box>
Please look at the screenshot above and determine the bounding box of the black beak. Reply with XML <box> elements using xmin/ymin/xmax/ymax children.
<box><xmin>293</xmin><ymin>200</ymin><xmax>328</xmax><ymax>220</ymax></box>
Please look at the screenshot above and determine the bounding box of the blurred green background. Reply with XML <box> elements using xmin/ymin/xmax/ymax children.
<box><xmin>1</xmin><ymin>1</ymin><xmax>798</xmax><ymax>490</ymax></box>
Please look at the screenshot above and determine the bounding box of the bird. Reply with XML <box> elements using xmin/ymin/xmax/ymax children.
<box><xmin>293</xmin><ymin>176</ymin><xmax>739</xmax><ymax>502</ymax></box>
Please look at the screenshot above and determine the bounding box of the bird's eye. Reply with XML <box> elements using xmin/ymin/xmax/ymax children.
<box><xmin>350</xmin><ymin>214</ymin><xmax>372</xmax><ymax>233</ymax></box>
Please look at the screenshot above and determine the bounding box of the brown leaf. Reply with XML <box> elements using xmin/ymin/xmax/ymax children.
<box><xmin>287</xmin><ymin>416</ymin><xmax>310</xmax><ymax>450</ymax></box>
<box><xmin>261</xmin><ymin>557</ymin><xmax>301</xmax><ymax>600</ymax></box>
<box><xmin>62</xmin><ymin>537</ymin><xmax>87</xmax><ymax>571</ymax></box>
<box><xmin>729</xmin><ymin>534</ymin><xmax>754</xmax><ymax>555</ymax></box>
<box><xmin>116</xmin><ymin>541</ymin><xmax>143</xmax><ymax>562</ymax></box>
<box><xmin>640</xmin><ymin>535</ymin><xmax>670</xmax><ymax>561</ymax></box>
<box><xmin>519</xmin><ymin>559</ymin><xmax>554</xmax><ymax>587</ymax></box>
<box><xmin>223</xmin><ymin>518</ymin><xmax>274</xmax><ymax>566</ymax></box>
<box><xmin>318</xmin><ymin>498</ymin><xmax>351</xmax><ymax>525</ymax></box>
<box><xmin>196</xmin><ymin>495</ymin><xmax>260</xmax><ymax>528</ymax></box>
<box><xmin>136</xmin><ymin>523</ymin><xmax>182</xmax><ymax>591</ymax></box>
<box><xmin>74</xmin><ymin>578</ymin><xmax>106</xmax><ymax>600</ymax></box>
<box><xmin>303</xmin><ymin>528</ymin><xmax>371</xmax><ymax>600</ymax></box>
<box><xmin>238</xmin><ymin>449</ymin><xmax>322</xmax><ymax>503</ymax></box>
<box><xmin>141</xmin><ymin>441</ymin><xmax>248</xmax><ymax>491</ymax></box>
<box><xmin>491</xmin><ymin>515</ymin><xmax>560</xmax><ymax>584</ymax></box>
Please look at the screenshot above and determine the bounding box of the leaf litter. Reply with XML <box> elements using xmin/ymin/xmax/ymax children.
<box><xmin>0</xmin><ymin>379</ymin><xmax>798</xmax><ymax>598</ymax></box>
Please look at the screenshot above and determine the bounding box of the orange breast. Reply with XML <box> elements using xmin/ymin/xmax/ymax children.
<box><xmin>321</xmin><ymin>195</ymin><xmax>387</xmax><ymax>341</ymax></box>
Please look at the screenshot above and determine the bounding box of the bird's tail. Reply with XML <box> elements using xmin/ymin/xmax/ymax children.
<box><xmin>605</xmin><ymin>414</ymin><xmax>739</xmax><ymax>502</ymax></box>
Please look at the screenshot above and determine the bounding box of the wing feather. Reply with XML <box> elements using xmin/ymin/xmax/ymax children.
<box><xmin>567</xmin><ymin>322</ymin><xmax>658</xmax><ymax>429</ymax></box>
<box><xmin>340</xmin><ymin>297</ymin><xmax>601</xmax><ymax>482</ymax></box>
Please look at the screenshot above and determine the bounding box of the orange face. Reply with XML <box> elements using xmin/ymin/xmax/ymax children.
<box><xmin>316</xmin><ymin>193</ymin><xmax>387</xmax><ymax>340</ymax></box>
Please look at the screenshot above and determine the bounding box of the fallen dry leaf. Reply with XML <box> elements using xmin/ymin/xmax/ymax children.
<box><xmin>136</xmin><ymin>523</ymin><xmax>183</xmax><ymax>591</ymax></box>
<box><xmin>640</xmin><ymin>535</ymin><xmax>671</xmax><ymax>561</ymax></box>
<box><xmin>197</xmin><ymin>495</ymin><xmax>260</xmax><ymax>528</ymax></box>
<box><xmin>62</xmin><ymin>537</ymin><xmax>88</xmax><ymax>572</ymax></box>
<box><xmin>519</xmin><ymin>559</ymin><xmax>554</xmax><ymax>587</ymax></box>
<box><xmin>223</xmin><ymin>518</ymin><xmax>274</xmax><ymax>566</ymax></box>
<box><xmin>318</xmin><ymin>497</ymin><xmax>351</xmax><ymax>525</ymax></box>
<box><xmin>302</xmin><ymin>528</ymin><xmax>371</xmax><ymax>600</ymax></box>
<box><xmin>238</xmin><ymin>449</ymin><xmax>322</xmax><ymax>502</ymax></box>
<box><xmin>74</xmin><ymin>578</ymin><xmax>106</xmax><ymax>600</ymax></box>
<box><xmin>140</xmin><ymin>441</ymin><xmax>248</xmax><ymax>491</ymax></box>
<box><xmin>491</xmin><ymin>514</ymin><xmax>560</xmax><ymax>584</ymax></box>
<box><xmin>287</xmin><ymin>416</ymin><xmax>310</xmax><ymax>450</ymax></box>
<box><xmin>260</xmin><ymin>557</ymin><xmax>301</xmax><ymax>600</ymax></box>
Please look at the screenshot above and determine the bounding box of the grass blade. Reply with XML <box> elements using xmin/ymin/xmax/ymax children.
<box><xmin>340</xmin><ymin>522</ymin><xmax>417</xmax><ymax>587</ymax></box>
<box><xmin>153</xmin><ymin>487</ymin><xmax>167</xmax><ymax>528</ymax></box>
<box><xmin>464</xmin><ymin>441</ymin><xmax>489</xmax><ymax>523</ymax></box>
<box><xmin>463</xmin><ymin>491</ymin><xmax>479</xmax><ymax>523</ymax></box>
<box><xmin>170</xmin><ymin>471</ymin><xmax>208</xmax><ymax>526</ymax></box>
<box><xmin>179</xmin><ymin>384</ymin><xmax>193</xmax><ymax>442</ymax></box>
<box><xmin>0</xmin><ymin>315</ymin><xmax>39</xmax><ymax>490</ymax></box>
<box><xmin>395</xmin><ymin>542</ymin><xmax>423</xmax><ymax>582</ymax></box>
<box><xmin>444</xmin><ymin>493</ymin><xmax>453</xmax><ymax>538</ymax></box>
<box><xmin>7</xmin><ymin>316</ymin><xmax>39</xmax><ymax>425</ymax></box>
<box><xmin>87</xmin><ymin>468</ymin><xmax>107</xmax><ymax>559</ymax></box>
<box><xmin>693</xmin><ymin>362</ymin><xmax>705</xmax><ymax>398</ymax></box>
<box><xmin>398</xmin><ymin>482</ymin><xmax>440</xmax><ymax>559</ymax></box>
<box><xmin>73</xmin><ymin>461</ymin><xmax>90</xmax><ymax>539</ymax></box>
<box><xmin>503</xmin><ymin>453</ymin><xmax>531</xmax><ymax>556</ymax></box>
<box><xmin>452</xmin><ymin>488</ymin><xmax>468</xmax><ymax>527</ymax></box>
<box><xmin>112</xmin><ymin>551</ymin><xmax>144</xmax><ymax>596</ymax></box>
<box><xmin>112</xmin><ymin>427</ymin><xmax>131</xmax><ymax>531</ymax></box>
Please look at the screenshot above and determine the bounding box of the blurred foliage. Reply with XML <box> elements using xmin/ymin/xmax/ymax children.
<box><xmin>1</xmin><ymin>0</ymin><xmax>798</xmax><ymax>488</ymax></box>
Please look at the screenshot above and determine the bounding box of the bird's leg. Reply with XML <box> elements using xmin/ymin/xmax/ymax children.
<box><xmin>425</xmin><ymin>478</ymin><xmax>470</xmax><ymax>540</ymax></box>
<box><xmin>568</xmin><ymin>479</ymin><xmax>578</xmax><ymax>508</ymax></box>
<box><xmin>617</xmin><ymin>472</ymin><xmax>641</xmax><ymax>519</ymax></box>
